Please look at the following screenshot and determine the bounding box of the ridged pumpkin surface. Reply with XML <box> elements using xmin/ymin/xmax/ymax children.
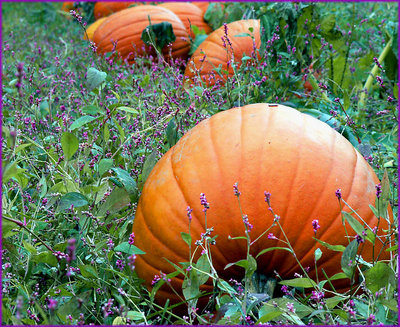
<box><xmin>92</xmin><ymin>5</ymin><xmax>190</xmax><ymax>63</ymax></box>
<box><xmin>93</xmin><ymin>2</ymin><xmax>135</xmax><ymax>19</ymax></box>
<box><xmin>184</xmin><ymin>19</ymin><xmax>261</xmax><ymax>86</ymax></box>
<box><xmin>133</xmin><ymin>103</ymin><xmax>389</xmax><ymax>304</ymax></box>
<box><xmin>158</xmin><ymin>2</ymin><xmax>212</xmax><ymax>37</ymax></box>
<box><xmin>84</xmin><ymin>17</ymin><xmax>107</xmax><ymax>41</ymax></box>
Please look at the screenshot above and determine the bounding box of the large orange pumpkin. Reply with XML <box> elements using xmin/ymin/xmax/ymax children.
<box><xmin>158</xmin><ymin>2</ymin><xmax>212</xmax><ymax>38</ymax></box>
<box><xmin>93</xmin><ymin>1</ymin><xmax>135</xmax><ymax>20</ymax></box>
<box><xmin>92</xmin><ymin>5</ymin><xmax>190</xmax><ymax>63</ymax></box>
<box><xmin>184</xmin><ymin>19</ymin><xmax>261</xmax><ymax>86</ymax></box>
<box><xmin>133</xmin><ymin>103</ymin><xmax>390</xmax><ymax>307</ymax></box>
<box><xmin>84</xmin><ymin>17</ymin><xmax>107</xmax><ymax>41</ymax></box>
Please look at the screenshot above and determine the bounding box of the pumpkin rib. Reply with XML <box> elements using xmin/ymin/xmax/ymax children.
<box><xmin>135</xmin><ymin>159</ymin><xmax>200</xmax><ymax>271</ymax></box>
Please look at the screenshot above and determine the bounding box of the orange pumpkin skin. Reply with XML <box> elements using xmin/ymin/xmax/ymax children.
<box><xmin>133</xmin><ymin>103</ymin><xmax>390</xmax><ymax>306</ymax></box>
<box><xmin>92</xmin><ymin>5</ymin><xmax>190</xmax><ymax>63</ymax></box>
<box><xmin>158</xmin><ymin>2</ymin><xmax>212</xmax><ymax>38</ymax></box>
<box><xmin>61</xmin><ymin>2</ymin><xmax>75</xmax><ymax>12</ymax></box>
<box><xmin>93</xmin><ymin>2</ymin><xmax>136</xmax><ymax>20</ymax></box>
<box><xmin>184</xmin><ymin>19</ymin><xmax>261</xmax><ymax>86</ymax></box>
<box><xmin>84</xmin><ymin>17</ymin><xmax>107</xmax><ymax>41</ymax></box>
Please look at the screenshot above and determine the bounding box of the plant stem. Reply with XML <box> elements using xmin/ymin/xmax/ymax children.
<box><xmin>3</xmin><ymin>215</ymin><xmax>55</xmax><ymax>253</ymax></box>
<box><xmin>358</xmin><ymin>38</ymin><xmax>393</xmax><ymax>108</ymax></box>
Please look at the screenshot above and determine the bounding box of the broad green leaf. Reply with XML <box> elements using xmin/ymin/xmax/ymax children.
<box><xmin>2</xmin><ymin>160</ymin><xmax>27</xmax><ymax>185</ymax></box>
<box><xmin>70</xmin><ymin>115</ymin><xmax>98</xmax><ymax>131</ymax></box>
<box><xmin>61</xmin><ymin>132</ymin><xmax>79</xmax><ymax>160</ymax></box>
<box><xmin>111</xmin><ymin>167</ymin><xmax>137</xmax><ymax>195</ymax></box>
<box><xmin>97</xmin><ymin>187</ymin><xmax>130</xmax><ymax>215</ymax></box>
<box><xmin>364</xmin><ymin>262</ymin><xmax>396</xmax><ymax>294</ymax></box>
<box><xmin>279</xmin><ymin>277</ymin><xmax>317</xmax><ymax>288</ymax></box>
<box><xmin>257</xmin><ymin>310</ymin><xmax>283</xmax><ymax>324</ymax></box>
<box><xmin>22</xmin><ymin>240</ymin><xmax>37</xmax><ymax>254</ymax></box>
<box><xmin>195</xmin><ymin>254</ymin><xmax>211</xmax><ymax>285</ymax></box>
<box><xmin>32</xmin><ymin>251</ymin><xmax>58</xmax><ymax>267</ymax></box>
<box><xmin>314</xmin><ymin>248</ymin><xmax>322</xmax><ymax>261</ymax></box>
<box><xmin>116</xmin><ymin>106</ymin><xmax>139</xmax><ymax>115</ymax></box>
<box><xmin>127</xmin><ymin>311</ymin><xmax>146</xmax><ymax>321</ymax></box>
<box><xmin>341</xmin><ymin>240</ymin><xmax>358</xmax><ymax>277</ymax></box>
<box><xmin>114</xmin><ymin>242</ymin><xmax>145</xmax><ymax>255</ymax></box>
<box><xmin>81</xmin><ymin>104</ymin><xmax>101</xmax><ymax>115</ymax></box>
<box><xmin>58</xmin><ymin>192</ymin><xmax>88</xmax><ymax>211</ymax></box>
<box><xmin>181</xmin><ymin>232</ymin><xmax>192</xmax><ymax>246</ymax></box>
<box><xmin>79</xmin><ymin>264</ymin><xmax>98</xmax><ymax>278</ymax></box>
<box><xmin>139</xmin><ymin>151</ymin><xmax>158</xmax><ymax>189</ymax></box>
<box><xmin>376</xmin><ymin>170</ymin><xmax>391</xmax><ymax>220</ymax></box>
<box><xmin>325</xmin><ymin>295</ymin><xmax>346</xmax><ymax>309</ymax></box>
<box><xmin>166</xmin><ymin>118</ymin><xmax>178</xmax><ymax>148</ymax></box>
<box><xmin>39</xmin><ymin>174</ymin><xmax>47</xmax><ymax>198</ymax></box>
<box><xmin>98</xmin><ymin>158</ymin><xmax>113</xmax><ymax>176</ymax></box>
<box><xmin>342</xmin><ymin>211</ymin><xmax>365</xmax><ymax>237</ymax></box>
<box><xmin>86</xmin><ymin>67</ymin><xmax>107</xmax><ymax>91</ymax></box>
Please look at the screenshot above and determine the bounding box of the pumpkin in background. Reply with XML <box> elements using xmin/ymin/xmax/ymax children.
<box><xmin>93</xmin><ymin>1</ymin><xmax>135</xmax><ymax>19</ymax></box>
<box><xmin>184</xmin><ymin>19</ymin><xmax>261</xmax><ymax>86</ymax></box>
<box><xmin>133</xmin><ymin>103</ymin><xmax>391</xmax><ymax>307</ymax></box>
<box><xmin>158</xmin><ymin>2</ymin><xmax>212</xmax><ymax>38</ymax></box>
<box><xmin>92</xmin><ymin>5</ymin><xmax>190</xmax><ymax>63</ymax></box>
<box><xmin>192</xmin><ymin>1</ymin><xmax>210</xmax><ymax>14</ymax></box>
<box><xmin>61</xmin><ymin>2</ymin><xmax>75</xmax><ymax>12</ymax></box>
<box><xmin>84</xmin><ymin>17</ymin><xmax>107</xmax><ymax>41</ymax></box>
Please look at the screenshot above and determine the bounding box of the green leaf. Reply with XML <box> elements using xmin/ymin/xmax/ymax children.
<box><xmin>61</xmin><ymin>132</ymin><xmax>79</xmax><ymax>160</ymax></box>
<box><xmin>166</xmin><ymin>118</ymin><xmax>178</xmax><ymax>148</ymax></box>
<box><xmin>342</xmin><ymin>211</ymin><xmax>365</xmax><ymax>237</ymax></box>
<box><xmin>39</xmin><ymin>174</ymin><xmax>47</xmax><ymax>198</ymax></box>
<box><xmin>246</xmin><ymin>254</ymin><xmax>257</xmax><ymax>279</ymax></box>
<box><xmin>58</xmin><ymin>192</ymin><xmax>88</xmax><ymax>211</ymax></box>
<box><xmin>364</xmin><ymin>262</ymin><xmax>396</xmax><ymax>294</ymax></box>
<box><xmin>376</xmin><ymin>170</ymin><xmax>391</xmax><ymax>220</ymax></box>
<box><xmin>141</xmin><ymin>21</ymin><xmax>176</xmax><ymax>51</ymax></box>
<box><xmin>380</xmin><ymin>298</ymin><xmax>398</xmax><ymax>312</ymax></box>
<box><xmin>256</xmin><ymin>246</ymin><xmax>293</xmax><ymax>258</ymax></box>
<box><xmin>114</xmin><ymin>242</ymin><xmax>145</xmax><ymax>255</ymax></box>
<box><xmin>79</xmin><ymin>264</ymin><xmax>98</xmax><ymax>278</ymax></box>
<box><xmin>70</xmin><ymin>115</ymin><xmax>98</xmax><ymax>131</ymax></box>
<box><xmin>116</xmin><ymin>106</ymin><xmax>139</xmax><ymax>115</ymax></box>
<box><xmin>189</xmin><ymin>34</ymin><xmax>208</xmax><ymax>55</ymax></box>
<box><xmin>82</xmin><ymin>104</ymin><xmax>101</xmax><ymax>115</ymax></box>
<box><xmin>2</xmin><ymin>160</ymin><xmax>27</xmax><ymax>185</ymax></box>
<box><xmin>313</xmin><ymin>238</ymin><xmax>346</xmax><ymax>252</ymax></box>
<box><xmin>385</xmin><ymin>244</ymin><xmax>398</xmax><ymax>252</ymax></box>
<box><xmin>139</xmin><ymin>151</ymin><xmax>158</xmax><ymax>189</ymax></box>
<box><xmin>98</xmin><ymin>187</ymin><xmax>130</xmax><ymax>215</ymax></box>
<box><xmin>31</xmin><ymin>251</ymin><xmax>58</xmax><ymax>267</ymax></box>
<box><xmin>181</xmin><ymin>232</ymin><xmax>192</xmax><ymax>246</ymax></box>
<box><xmin>23</xmin><ymin>240</ymin><xmax>37</xmax><ymax>254</ymax></box>
<box><xmin>86</xmin><ymin>67</ymin><xmax>107</xmax><ymax>91</ymax></box>
<box><xmin>279</xmin><ymin>277</ymin><xmax>317</xmax><ymax>288</ymax></box>
<box><xmin>111</xmin><ymin>167</ymin><xmax>137</xmax><ymax>195</ymax></box>
<box><xmin>195</xmin><ymin>254</ymin><xmax>211</xmax><ymax>285</ymax></box>
<box><xmin>257</xmin><ymin>310</ymin><xmax>283</xmax><ymax>324</ymax></box>
<box><xmin>314</xmin><ymin>248</ymin><xmax>322</xmax><ymax>261</ymax></box>
<box><xmin>341</xmin><ymin>240</ymin><xmax>358</xmax><ymax>277</ymax></box>
<box><xmin>98</xmin><ymin>158</ymin><xmax>113</xmax><ymax>176</ymax></box>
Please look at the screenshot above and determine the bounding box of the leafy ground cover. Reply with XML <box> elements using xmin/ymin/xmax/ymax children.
<box><xmin>2</xmin><ymin>1</ymin><xmax>398</xmax><ymax>325</ymax></box>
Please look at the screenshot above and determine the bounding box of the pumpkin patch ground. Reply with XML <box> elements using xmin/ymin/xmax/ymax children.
<box><xmin>2</xmin><ymin>2</ymin><xmax>397</xmax><ymax>325</ymax></box>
